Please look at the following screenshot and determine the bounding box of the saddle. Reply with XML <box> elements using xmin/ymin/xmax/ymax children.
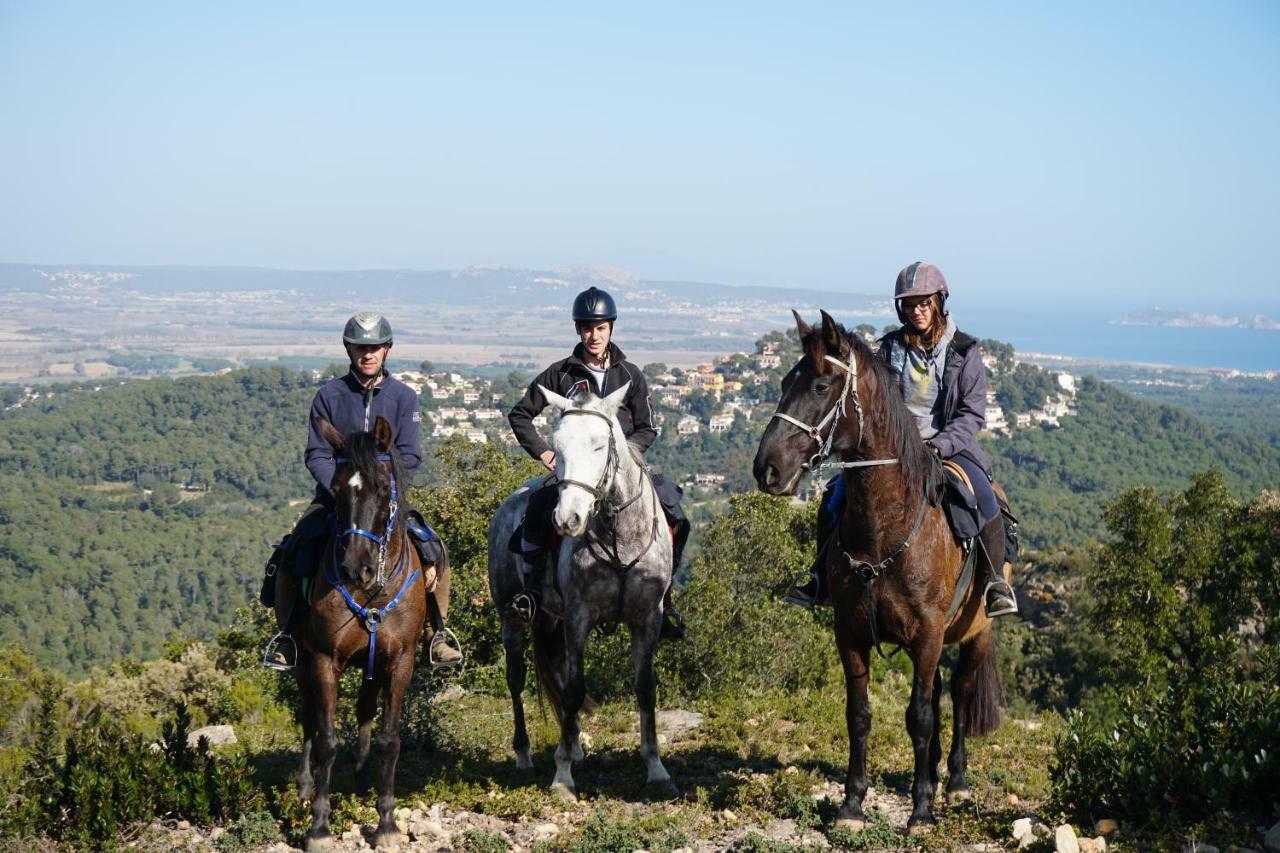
<box><xmin>936</xmin><ymin>459</ymin><xmax>1019</xmax><ymax>563</ymax></box>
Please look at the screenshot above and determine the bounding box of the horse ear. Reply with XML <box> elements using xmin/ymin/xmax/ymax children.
<box><xmin>792</xmin><ymin>309</ymin><xmax>812</xmax><ymax>339</ymax></box>
<box><xmin>373</xmin><ymin>416</ymin><xmax>393</xmax><ymax>452</ymax></box>
<box><xmin>539</xmin><ymin>384</ymin><xmax>575</xmax><ymax>413</ymax></box>
<box><xmin>819</xmin><ymin>310</ymin><xmax>847</xmax><ymax>355</ymax></box>
<box><xmin>318</xmin><ymin>417</ymin><xmax>346</xmax><ymax>452</ymax></box>
<box><xmin>600</xmin><ymin>381</ymin><xmax>631</xmax><ymax>411</ymax></box>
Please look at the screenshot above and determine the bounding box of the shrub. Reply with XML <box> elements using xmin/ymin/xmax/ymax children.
<box><xmin>1052</xmin><ymin>645</ymin><xmax>1280</xmax><ymax>828</ymax></box>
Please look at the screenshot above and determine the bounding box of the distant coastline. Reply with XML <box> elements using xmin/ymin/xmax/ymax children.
<box><xmin>1113</xmin><ymin>308</ymin><xmax>1279</xmax><ymax>331</ymax></box>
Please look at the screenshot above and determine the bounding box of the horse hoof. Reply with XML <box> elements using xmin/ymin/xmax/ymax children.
<box><xmin>551</xmin><ymin>781</ymin><xmax>578</xmax><ymax>802</ymax></box>
<box><xmin>374</xmin><ymin>828</ymin><xmax>404</xmax><ymax>849</ymax></box>
<box><xmin>946</xmin><ymin>787</ymin><xmax>972</xmax><ymax>805</ymax></box>
<box><xmin>305</xmin><ymin>834</ymin><xmax>336</xmax><ymax>852</ymax></box>
<box><xmin>647</xmin><ymin>779</ymin><xmax>681</xmax><ymax>801</ymax></box>
<box><xmin>907</xmin><ymin>818</ymin><xmax>936</xmax><ymax>837</ymax></box>
<box><xmin>515</xmin><ymin>751</ymin><xmax>535</xmax><ymax>771</ymax></box>
<box><xmin>834</xmin><ymin>817</ymin><xmax>865</xmax><ymax>832</ymax></box>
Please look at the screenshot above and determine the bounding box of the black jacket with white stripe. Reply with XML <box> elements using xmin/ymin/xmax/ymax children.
<box><xmin>508</xmin><ymin>342</ymin><xmax>657</xmax><ymax>461</ymax></box>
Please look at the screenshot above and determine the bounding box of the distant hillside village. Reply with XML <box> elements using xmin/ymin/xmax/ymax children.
<box><xmin>384</xmin><ymin>330</ymin><xmax>1087</xmax><ymax>498</ymax></box>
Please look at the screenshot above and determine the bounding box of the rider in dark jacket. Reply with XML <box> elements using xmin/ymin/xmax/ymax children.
<box><xmin>786</xmin><ymin>263</ymin><xmax>1018</xmax><ymax>618</ymax></box>
<box><xmin>506</xmin><ymin>286</ymin><xmax>689</xmax><ymax>638</ymax></box>
<box><xmin>261</xmin><ymin>312</ymin><xmax>463</xmax><ymax>670</ymax></box>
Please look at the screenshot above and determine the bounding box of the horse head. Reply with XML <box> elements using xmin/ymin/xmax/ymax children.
<box><xmin>754</xmin><ymin>309</ymin><xmax>868</xmax><ymax>495</ymax></box>
<box><xmin>539</xmin><ymin>381</ymin><xmax>631</xmax><ymax>537</ymax></box>
<box><xmin>318</xmin><ymin>415</ymin><xmax>402</xmax><ymax>588</ymax></box>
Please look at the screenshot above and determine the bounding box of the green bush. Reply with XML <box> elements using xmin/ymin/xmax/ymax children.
<box><xmin>1053</xmin><ymin>645</ymin><xmax>1280</xmax><ymax>827</ymax></box>
<box><xmin>2</xmin><ymin>700</ymin><xmax>264</xmax><ymax>846</ymax></box>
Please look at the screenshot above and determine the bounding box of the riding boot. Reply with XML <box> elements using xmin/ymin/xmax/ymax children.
<box><xmin>427</xmin><ymin>560</ymin><xmax>464</xmax><ymax>669</ymax></box>
<box><xmin>978</xmin><ymin>517</ymin><xmax>1018</xmax><ymax>618</ymax></box>
<box><xmin>259</xmin><ymin>535</ymin><xmax>289</xmax><ymax>608</ymax></box>
<box><xmin>660</xmin><ymin>585</ymin><xmax>685</xmax><ymax>640</ymax></box>
<box><xmin>263</xmin><ymin>574</ymin><xmax>301</xmax><ymax>670</ymax></box>
<box><xmin>785</xmin><ymin>481</ymin><xmax>839</xmax><ymax>608</ymax></box>
<box><xmin>507</xmin><ymin>551</ymin><xmax>545</xmax><ymax>625</ymax></box>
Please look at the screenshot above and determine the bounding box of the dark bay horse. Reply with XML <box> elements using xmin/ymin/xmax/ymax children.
<box><xmin>487</xmin><ymin>383</ymin><xmax>678</xmax><ymax>800</ymax></box>
<box><xmin>753</xmin><ymin>311</ymin><xmax>1006</xmax><ymax>834</ymax></box>
<box><xmin>276</xmin><ymin>416</ymin><xmax>439</xmax><ymax>850</ymax></box>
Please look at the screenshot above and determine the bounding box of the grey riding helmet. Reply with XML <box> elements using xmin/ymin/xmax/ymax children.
<box><xmin>342</xmin><ymin>312</ymin><xmax>393</xmax><ymax>346</ymax></box>
<box><xmin>893</xmin><ymin>262</ymin><xmax>949</xmax><ymax>324</ymax></box>
<box><xmin>572</xmin><ymin>287</ymin><xmax>618</xmax><ymax>323</ymax></box>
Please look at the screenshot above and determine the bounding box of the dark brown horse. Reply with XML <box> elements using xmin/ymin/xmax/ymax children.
<box><xmin>275</xmin><ymin>416</ymin><xmax>439</xmax><ymax>850</ymax></box>
<box><xmin>753</xmin><ymin>311</ymin><xmax>1006</xmax><ymax>834</ymax></box>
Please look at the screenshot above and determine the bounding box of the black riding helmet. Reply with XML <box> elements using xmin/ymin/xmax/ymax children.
<box><xmin>342</xmin><ymin>312</ymin><xmax>393</xmax><ymax>346</ymax></box>
<box><xmin>572</xmin><ymin>287</ymin><xmax>618</xmax><ymax>323</ymax></box>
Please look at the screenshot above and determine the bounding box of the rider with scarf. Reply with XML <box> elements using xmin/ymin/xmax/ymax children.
<box><xmin>786</xmin><ymin>263</ymin><xmax>1019</xmax><ymax>618</ymax></box>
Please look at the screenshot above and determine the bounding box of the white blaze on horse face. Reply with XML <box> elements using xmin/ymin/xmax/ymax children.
<box><xmin>550</xmin><ymin>402</ymin><xmax>614</xmax><ymax>538</ymax></box>
<box><xmin>348</xmin><ymin>471</ymin><xmax>363</xmax><ymax>491</ymax></box>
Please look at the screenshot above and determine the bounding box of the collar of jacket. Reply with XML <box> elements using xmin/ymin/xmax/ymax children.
<box><xmin>342</xmin><ymin>368</ymin><xmax>389</xmax><ymax>394</ymax></box>
<box><xmin>569</xmin><ymin>341</ymin><xmax>627</xmax><ymax>368</ymax></box>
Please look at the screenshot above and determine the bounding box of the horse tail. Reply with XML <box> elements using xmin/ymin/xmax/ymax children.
<box><xmin>531</xmin><ymin>617</ymin><xmax>566</xmax><ymax>724</ymax></box>
<box><xmin>958</xmin><ymin>625</ymin><xmax>1004</xmax><ymax>738</ymax></box>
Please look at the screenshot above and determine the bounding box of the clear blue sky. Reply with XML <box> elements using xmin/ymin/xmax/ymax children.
<box><xmin>2</xmin><ymin>2</ymin><xmax>1277</xmax><ymax>311</ymax></box>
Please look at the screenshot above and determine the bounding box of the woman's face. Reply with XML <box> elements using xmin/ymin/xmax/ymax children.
<box><xmin>900</xmin><ymin>296</ymin><xmax>936</xmax><ymax>332</ymax></box>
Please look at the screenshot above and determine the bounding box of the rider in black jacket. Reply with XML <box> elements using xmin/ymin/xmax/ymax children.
<box><xmin>507</xmin><ymin>286</ymin><xmax>688</xmax><ymax>638</ymax></box>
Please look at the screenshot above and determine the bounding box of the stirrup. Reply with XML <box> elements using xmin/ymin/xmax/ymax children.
<box><xmin>507</xmin><ymin>591</ymin><xmax>539</xmax><ymax>625</ymax></box>
<box><xmin>982</xmin><ymin>580</ymin><xmax>1018</xmax><ymax>618</ymax></box>
<box><xmin>262</xmin><ymin>632</ymin><xmax>297</xmax><ymax>671</ymax></box>
<box><xmin>429</xmin><ymin>628</ymin><xmax>464</xmax><ymax>670</ymax></box>
<box><xmin>783</xmin><ymin>572</ymin><xmax>819</xmax><ymax>608</ymax></box>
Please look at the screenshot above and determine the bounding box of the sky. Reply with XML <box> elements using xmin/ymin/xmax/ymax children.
<box><xmin>2</xmin><ymin>1</ymin><xmax>1278</xmax><ymax>312</ymax></box>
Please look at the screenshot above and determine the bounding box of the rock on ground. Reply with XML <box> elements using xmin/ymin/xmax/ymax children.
<box><xmin>1055</xmin><ymin>823</ymin><xmax>1080</xmax><ymax>853</ymax></box>
<box><xmin>187</xmin><ymin>724</ymin><xmax>237</xmax><ymax>748</ymax></box>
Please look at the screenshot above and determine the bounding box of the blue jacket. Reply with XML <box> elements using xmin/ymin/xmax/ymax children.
<box><xmin>304</xmin><ymin>370</ymin><xmax>422</xmax><ymax>498</ymax></box>
<box><xmin>878</xmin><ymin>328</ymin><xmax>993</xmax><ymax>475</ymax></box>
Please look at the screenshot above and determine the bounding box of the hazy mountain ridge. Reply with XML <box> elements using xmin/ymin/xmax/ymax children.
<box><xmin>0</xmin><ymin>262</ymin><xmax>885</xmax><ymax>313</ymax></box>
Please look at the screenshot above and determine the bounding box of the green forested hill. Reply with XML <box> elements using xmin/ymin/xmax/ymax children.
<box><xmin>1</xmin><ymin>359</ymin><xmax>1276</xmax><ymax>675</ymax></box>
<box><xmin>0</xmin><ymin>368</ymin><xmax>318</xmax><ymax>673</ymax></box>
<box><xmin>988</xmin><ymin>376</ymin><xmax>1280</xmax><ymax>548</ymax></box>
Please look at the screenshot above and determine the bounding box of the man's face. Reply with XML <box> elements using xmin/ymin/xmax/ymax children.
<box><xmin>577</xmin><ymin>320</ymin><xmax>612</xmax><ymax>360</ymax></box>
<box><xmin>346</xmin><ymin>342</ymin><xmax>390</xmax><ymax>379</ymax></box>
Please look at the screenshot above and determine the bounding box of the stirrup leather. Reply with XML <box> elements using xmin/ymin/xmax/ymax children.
<box><xmin>262</xmin><ymin>632</ymin><xmax>297</xmax><ymax>671</ymax></box>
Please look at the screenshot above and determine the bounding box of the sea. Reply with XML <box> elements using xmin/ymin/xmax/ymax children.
<box><xmin>846</xmin><ymin>300</ymin><xmax>1279</xmax><ymax>373</ymax></box>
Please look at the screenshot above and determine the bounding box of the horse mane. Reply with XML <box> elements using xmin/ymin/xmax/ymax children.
<box><xmin>805</xmin><ymin>322</ymin><xmax>933</xmax><ymax>492</ymax></box>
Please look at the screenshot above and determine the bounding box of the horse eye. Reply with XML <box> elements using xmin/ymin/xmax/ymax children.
<box><xmin>813</xmin><ymin>380</ymin><xmax>832</xmax><ymax>394</ymax></box>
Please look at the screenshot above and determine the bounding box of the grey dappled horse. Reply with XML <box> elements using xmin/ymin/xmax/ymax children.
<box><xmin>487</xmin><ymin>383</ymin><xmax>679</xmax><ymax>800</ymax></box>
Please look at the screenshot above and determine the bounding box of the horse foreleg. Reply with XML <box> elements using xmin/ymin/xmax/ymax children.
<box><xmin>905</xmin><ymin>634</ymin><xmax>944</xmax><ymax>834</ymax></box>
<box><xmin>631</xmin><ymin>611</ymin><xmax>678</xmax><ymax>799</ymax></box>
<box><xmin>353</xmin><ymin>675</ymin><xmax>381</xmax><ymax>792</ymax></box>
<box><xmin>305</xmin><ymin>654</ymin><xmax>340</xmax><ymax>851</ymax></box>
<box><xmin>551</xmin><ymin>613</ymin><xmax>589</xmax><ymax>802</ymax></box>
<box><xmin>502</xmin><ymin>619</ymin><xmax>534</xmax><ymax>770</ymax></box>
<box><xmin>930</xmin><ymin>668</ymin><xmax>943</xmax><ymax>790</ymax></box>
<box><xmin>373</xmin><ymin>654</ymin><xmax>413</xmax><ymax>848</ymax></box>
<box><xmin>834</xmin><ymin>634</ymin><xmax>871</xmax><ymax>830</ymax></box>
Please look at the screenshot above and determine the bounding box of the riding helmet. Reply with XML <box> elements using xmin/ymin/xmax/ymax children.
<box><xmin>893</xmin><ymin>262</ymin><xmax>949</xmax><ymax>324</ymax></box>
<box><xmin>342</xmin><ymin>312</ymin><xmax>394</xmax><ymax>346</ymax></box>
<box><xmin>572</xmin><ymin>287</ymin><xmax>618</xmax><ymax>323</ymax></box>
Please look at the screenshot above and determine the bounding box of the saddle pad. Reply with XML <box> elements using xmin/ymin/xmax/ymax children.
<box><xmin>940</xmin><ymin>460</ymin><xmax>982</xmax><ymax>542</ymax></box>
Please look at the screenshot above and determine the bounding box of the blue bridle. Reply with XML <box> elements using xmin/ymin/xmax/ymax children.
<box><xmin>325</xmin><ymin>452</ymin><xmax>422</xmax><ymax>680</ymax></box>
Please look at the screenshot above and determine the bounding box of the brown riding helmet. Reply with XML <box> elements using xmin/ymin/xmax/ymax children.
<box><xmin>894</xmin><ymin>262</ymin><xmax>949</xmax><ymax>323</ymax></box>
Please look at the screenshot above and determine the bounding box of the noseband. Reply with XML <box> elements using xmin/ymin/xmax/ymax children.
<box><xmin>770</xmin><ymin>349</ymin><xmax>899</xmax><ymax>471</ymax></box>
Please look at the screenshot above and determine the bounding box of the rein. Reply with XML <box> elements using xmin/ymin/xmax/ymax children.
<box><xmin>325</xmin><ymin>455</ymin><xmax>422</xmax><ymax>680</ymax></box>
<box><xmin>770</xmin><ymin>350</ymin><xmax>900</xmax><ymax>472</ymax></box>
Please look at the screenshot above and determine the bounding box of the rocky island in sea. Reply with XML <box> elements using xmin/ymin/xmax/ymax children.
<box><xmin>1114</xmin><ymin>308</ymin><xmax>1279</xmax><ymax>330</ymax></box>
